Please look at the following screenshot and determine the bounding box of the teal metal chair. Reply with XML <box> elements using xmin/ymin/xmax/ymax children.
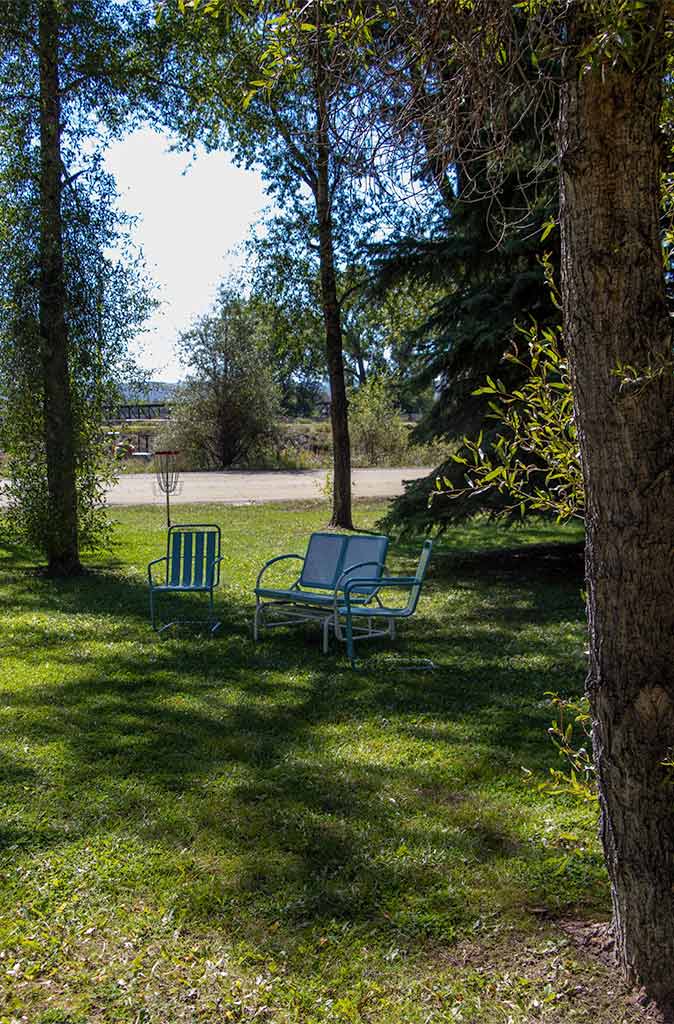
<box><xmin>254</xmin><ymin>532</ymin><xmax>390</xmax><ymax>653</ymax></box>
<box><xmin>336</xmin><ymin>539</ymin><xmax>434</xmax><ymax>667</ymax></box>
<box><xmin>148</xmin><ymin>524</ymin><xmax>224</xmax><ymax>633</ymax></box>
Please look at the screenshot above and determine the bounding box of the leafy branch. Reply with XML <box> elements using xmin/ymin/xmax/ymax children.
<box><xmin>435</xmin><ymin>318</ymin><xmax>584</xmax><ymax>522</ymax></box>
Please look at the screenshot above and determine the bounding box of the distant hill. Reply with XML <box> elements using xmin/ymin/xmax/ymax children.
<box><xmin>120</xmin><ymin>382</ymin><xmax>178</xmax><ymax>404</ymax></box>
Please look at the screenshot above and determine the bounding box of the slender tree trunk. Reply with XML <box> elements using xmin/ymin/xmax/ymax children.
<box><xmin>559</xmin><ymin>8</ymin><xmax>674</xmax><ymax>1007</ymax></box>
<box><xmin>38</xmin><ymin>0</ymin><xmax>81</xmax><ymax>576</ymax></box>
<box><xmin>352</xmin><ymin>335</ymin><xmax>367</xmax><ymax>386</ymax></box>
<box><xmin>313</xmin><ymin>71</ymin><xmax>353</xmax><ymax>530</ymax></box>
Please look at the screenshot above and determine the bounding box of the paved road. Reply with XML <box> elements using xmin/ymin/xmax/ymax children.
<box><xmin>105</xmin><ymin>467</ymin><xmax>429</xmax><ymax>507</ymax></box>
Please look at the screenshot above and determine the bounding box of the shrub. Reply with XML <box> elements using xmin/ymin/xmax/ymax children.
<box><xmin>349</xmin><ymin>376</ymin><xmax>410</xmax><ymax>466</ymax></box>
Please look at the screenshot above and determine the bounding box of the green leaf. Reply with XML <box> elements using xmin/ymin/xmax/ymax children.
<box><xmin>540</xmin><ymin>218</ymin><xmax>556</xmax><ymax>241</ymax></box>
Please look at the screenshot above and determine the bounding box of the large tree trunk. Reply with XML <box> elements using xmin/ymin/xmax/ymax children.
<box><xmin>314</xmin><ymin>72</ymin><xmax>353</xmax><ymax>530</ymax></box>
<box><xmin>559</xmin><ymin>8</ymin><xmax>674</xmax><ymax>1007</ymax></box>
<box><xmin>38</xmin><ymin>0</ymin><xmax>81</xmax><ymax>576</ymax></box>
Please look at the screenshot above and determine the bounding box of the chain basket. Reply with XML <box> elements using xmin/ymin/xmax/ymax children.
<box><xmin>154</xmin><ymin>450</ymin><xmax>181</xmax><ymax>528</ymax></box>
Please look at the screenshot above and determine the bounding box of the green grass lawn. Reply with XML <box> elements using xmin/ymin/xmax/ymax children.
<box><xmin>0</xmin><ymin>502</ymin><xmax>643</xmax><ymax>1023</ymax></box>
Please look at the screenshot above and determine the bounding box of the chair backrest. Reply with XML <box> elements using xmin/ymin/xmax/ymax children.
<box><xmin>339</xmin><ymin>534</ymin><xmax>389</xmax><ymax>595</ymax></box>
<box><xmin>406</xmin><ymin>539</ymin><xmax>433</xmax><ymax>614</ymax></box>
<box><xmin>298</xmin><ymin>532</ymin><xmax>390</xmax><ymax>592</ymax></box>
<box><xmin>167</xmin><ymin>524</ymin><xmax>221</xmax><ymax>588</ymax></box>
<box><xmin>299</xmin><ymin>533</ymin><xmax>347</xmax><ymax>589</ymax></box>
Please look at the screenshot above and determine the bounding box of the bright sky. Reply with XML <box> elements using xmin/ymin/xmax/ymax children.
<box><xmin>104</xmin><ymin>128</ymin><xmax>267</xmax><ymax>381</ymax></box>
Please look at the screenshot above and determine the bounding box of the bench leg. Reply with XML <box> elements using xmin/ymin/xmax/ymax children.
<box><xmin>346</xmin><ymin>610</ymin><xmax>355</xmax><ymax>666</ymax></box>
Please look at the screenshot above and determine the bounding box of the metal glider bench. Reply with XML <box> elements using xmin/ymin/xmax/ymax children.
<box><xmin>254</xmin><ymin>532</ymin><xmax>390</xmax><ymax>653</ymax></box>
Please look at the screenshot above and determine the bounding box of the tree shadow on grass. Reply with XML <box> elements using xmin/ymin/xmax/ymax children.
<box><xmin>0</xmin><ymin>536</ymin><xmax>597</xmax><ymax>962</ymax></box>
<box><xmin>0</xmin><ymin>567</ymin><xmax>252</xmax><ymax>660</ymax></box>
<box><xmin>0</xmin><ymin>533</ymin><xmax>47</xmax><ymax>572</ymax></box>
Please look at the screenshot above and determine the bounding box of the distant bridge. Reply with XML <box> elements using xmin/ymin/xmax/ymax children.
<box><xmin>106</xmin><ymin>402</ymin><xmax>171</xmax><ymax>422</ymax></box>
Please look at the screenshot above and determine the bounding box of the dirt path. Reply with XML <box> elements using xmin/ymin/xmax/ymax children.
<box><xmin>105</xmin><ymin>467</ymin><xmax>428</xmax><ymax>506</ymax></box>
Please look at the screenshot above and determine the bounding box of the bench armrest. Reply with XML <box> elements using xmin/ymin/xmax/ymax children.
<box><xmin>333</xmin><ymin>560</ymin><xmax>387</xmax><ymax>608</ymax></box>
<box><xmin>341</xmin><ymin>576</ymin><xmax>417</xmax><ymax>612</ymax></box>
<box><xmin>256</xmin><ymin>553</ymin><xmax>304</xmax><ymax>590</ymax></box>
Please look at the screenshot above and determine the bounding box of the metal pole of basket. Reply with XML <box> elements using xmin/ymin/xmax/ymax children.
<box><xmin>154</xmin><ymin>450</ymin><xmax>180</xmax><ymax>528</ymax></box>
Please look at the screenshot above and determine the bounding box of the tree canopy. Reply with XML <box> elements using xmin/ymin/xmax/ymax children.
<box><xmin>0</xmin><ymin>0</ymin><xmax>156</xmax><ymax>571</ymax></box>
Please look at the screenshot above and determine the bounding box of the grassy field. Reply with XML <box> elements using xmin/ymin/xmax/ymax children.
<box><xmin>0</xmin><ymin>501</ymin><xmax>646</xmax><ymax>1023</ymax></box>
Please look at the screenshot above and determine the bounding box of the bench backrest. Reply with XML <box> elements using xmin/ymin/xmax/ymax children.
<box><xmin>299</xmin><ymin>533</ymin><xmax>347</xmax><ymax>589</ymax></box>
<box><xmin>167</xmin><ymin>524</ymin><xmax>221</xmax><ymax>588</ymax></box>
<box><xmin>298</xmin><ymin>532</ymin><xmax>389</xmax><ymax>593</ymax></box>
<box><xmin>339</xmin><ymin>534</ymin><xmax>389</xmax><ymax>595</ymax></box>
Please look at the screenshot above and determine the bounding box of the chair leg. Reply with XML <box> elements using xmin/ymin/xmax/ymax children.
<box><xmin>322</xmin><ymin>615</ymin><xmax>330</xmax><ymax>654</ymax></box>
<box><xmin>253</xmin><ymin>601</ymin><xmax>262</xmax><ymax>642</ymax></box>
<box><xmin>150</xmin><ymin>589</ymin><xmax>158</xmax><ymax>632</ymax></box>
<box><xmin>209</xmin><ymin>588</ymin><xmax>221</xmax><ymax>633</ymax></box>
<box><xmin>389</xmin><ymin>618</ymin><xmax>396</xmax><ymax>640</ymax></box>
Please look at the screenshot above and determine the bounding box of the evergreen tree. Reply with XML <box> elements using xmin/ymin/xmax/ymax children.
<box><xmin>375</xmin><ymin>154</ymin><xmax>558</xmax><ymax>533</ymax></box>
<box><xmin>372</xmin><ymin>179</ymin><xmax>558</xmax><ymax>439</ymax></box>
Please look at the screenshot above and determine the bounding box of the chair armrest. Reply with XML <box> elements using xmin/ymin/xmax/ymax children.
<box><xmin>255</xmin><ymin>553</ymin><xmax>304</xmax><ymax>589</ymax></box>
<box><xmin>207</xmin><ymin>554</ymin><xmax>228</xmax><ymax>586</ymax></box>
<box><xmin>148</xmin><ymin>556</ymin><xmax>168</xmax><ymax>587</ymax></box>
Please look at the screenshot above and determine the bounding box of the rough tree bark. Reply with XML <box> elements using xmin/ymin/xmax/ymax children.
<box><xmin>559</xmin><ymin>6</ymin><xmax>674</xmax><ymax>1006</ymax></box>
<box><xmin>314</xmin><ymin>68</ymin><xmax>353</xmax><ymax>530</ymax></box>
<box><xmin>38</xmin><ymin>0</ymin><xmax>81</xmax><ymax>576</ymax></box>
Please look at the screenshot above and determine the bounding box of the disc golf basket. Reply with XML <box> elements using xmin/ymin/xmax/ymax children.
<box><xmin>154</xmin><ymin>450</ymin><xmax>181</xmax><ymax>528</ymax></box>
